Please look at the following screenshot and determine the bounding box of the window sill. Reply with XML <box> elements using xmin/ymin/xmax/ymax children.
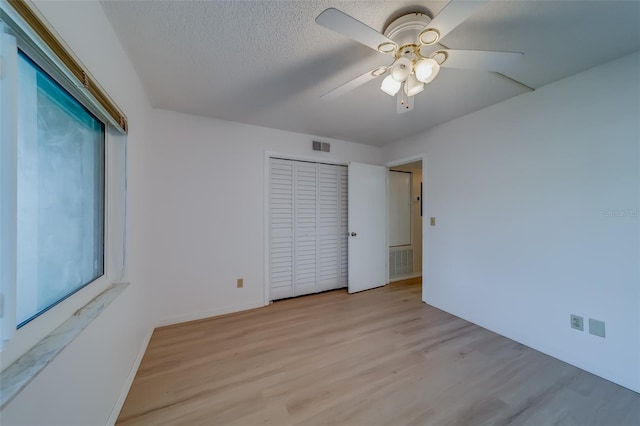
<box><xmin>0</xmin><ymin>282</ymin><xmax>128</xmax><ymax>409</ymax></box>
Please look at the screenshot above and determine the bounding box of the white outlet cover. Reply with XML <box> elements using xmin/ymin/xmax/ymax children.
<box><xmin>570</xmin><ymin>314</ymin><xmax>584</xmax><ymax>331</ymax></box>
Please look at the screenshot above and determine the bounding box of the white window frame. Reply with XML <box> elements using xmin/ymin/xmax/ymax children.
<box><xmin>0</xmin><ymin>6</ymin><xmax>126</xmax><ymax>371</ymax></box>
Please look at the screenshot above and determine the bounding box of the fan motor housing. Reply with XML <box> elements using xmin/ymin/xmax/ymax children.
<box><xmin>383</xmin><ymin>13</ymin><xmax>431</xmax><ymax>50</ymax></box>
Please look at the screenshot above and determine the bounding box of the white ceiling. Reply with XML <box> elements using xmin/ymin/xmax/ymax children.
<box><xmin>101</xmin><ymin>0</ymin><xmax>640</xmax><ymax>146</ymax></box>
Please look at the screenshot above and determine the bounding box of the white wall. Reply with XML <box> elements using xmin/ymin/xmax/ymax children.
<box><xmin>383</xmin><ymin>52</ymin><xmax>640</xmax><ymax>392</ymax></box>
<box><xmin>1</xmin><ymin>1</ymin><xmax>155</xmax><ymax>424</ymax></box>
<box><xmin>146</xmin><ymin>109</ymin><xmax>382</xmax><ymax>325</ymax></box>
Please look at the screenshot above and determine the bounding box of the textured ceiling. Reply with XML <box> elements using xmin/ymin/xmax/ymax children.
<box><xmin>101</xmin><ymin>0</ymin><xmax>640</xmax><ymax>146</ymax></box>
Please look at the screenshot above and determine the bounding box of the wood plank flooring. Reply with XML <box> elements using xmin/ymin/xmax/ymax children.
<box><xmin>117</xmin><ymin>279</ymin><xmax>639</xmax><ymax>425</ymax></box>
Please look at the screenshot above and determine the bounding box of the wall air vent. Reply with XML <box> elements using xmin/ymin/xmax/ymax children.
<box><xmin>312</xmin><ymin>141</ymin><xmax>331</xmax><ymax>152</ymax></box>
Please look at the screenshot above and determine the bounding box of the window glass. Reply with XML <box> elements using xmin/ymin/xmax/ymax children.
<box><xmin>16</xmin><ymin>51</ymin><xmax>105</xmax><ymax>327</ymax></box>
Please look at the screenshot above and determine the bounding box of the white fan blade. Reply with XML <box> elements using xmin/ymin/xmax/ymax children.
<box><xmin>321</xmin><ymin>67</ymin><xmax>385</xmax><ymax>101</ymax></box>
<box><xmin>440</xmin><ymin>49</ymin><xmax>523</xmax><ymax>72</ymax></box>
<box><xmin>427</xmin><ymin>0</ymin><xmax>489</xmax><ymax>41</ymax></box>
<box><xmin>316</xmin><ymin>8</ymin><xmax>396</xmax><ymax>52</ymax></box>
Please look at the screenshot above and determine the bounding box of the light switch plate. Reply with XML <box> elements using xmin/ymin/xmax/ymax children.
<box><xmin>430</xmin><ymin>217</ymin><xmax>436</xmax><ymax>226</ymax></box>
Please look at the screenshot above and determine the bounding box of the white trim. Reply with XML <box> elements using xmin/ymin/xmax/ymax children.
<box><xmin>0</xmin><ymin>282</ymin><xmax>128</xmax><ymax>409</ymax></box>
<box><xmin>389</xmin><ymin>272</ymin><xmax>422</xmax><ymax>282</ymax></box>
<box><xmin>385</xmin><ymin>153</ymin><xmax>425</xmax><ymax>168</ymax></box>
<box><xmin>385</xmin><ymin>168</ymin><xmax>390</xmax><ymax>284</ymax></box>
<box><xmin>154</xmin><ymin>301</ymin><xmax>263</xmax><ymax>328</ymax></box>
<box><xmin>106</xmin><ymin>326</ymin><xmax>153</xmax><ymax>426</ymax></box>
<box><xmin>264</xmin><ymin>150</ymin><xmax>348</xmax><ymax>167</ymax></box>
<box><xmin>420</xmin><ymin>156</ymin><xmax>427</xmax><ymax>303</ymax></box>
<box><xmin>0</xmin><ymin>31</ymin><xmax>18</xmax><ymax>349</ymax></box>
<box><xmin>263</xmin><ymin>152</ymin><xmax>270</xmax><ymax>306</ymax></box>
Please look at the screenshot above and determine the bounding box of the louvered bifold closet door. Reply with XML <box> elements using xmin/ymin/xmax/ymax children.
<box><xmin>294</xmin><ymin>162</ymin><xmax>318</xmax><ymax>296</ymax></box>
<box><xmin>317</xmin><ymin>164</ymin><xmax>341</xmax><ymax>291</ymax></box>
<box><xmin>270</xmin><ymin>159</ymin><xmax>348</xmax><ymax>301</ymax></box>
<box><xmin>269</xmin><ymin>159</ymin><xmax>295</xmax><ymax>299</ymax></box>
<box><xmin>339</xmin><ymin>166</ymin><xmax>348</xmax><ymax>286</ymax></box>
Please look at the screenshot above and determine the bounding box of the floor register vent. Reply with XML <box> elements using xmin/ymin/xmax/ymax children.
<box><xmin>390</xmin><ymin>246</ymin><xmax>414</xmax><ymax>279</ymax></box>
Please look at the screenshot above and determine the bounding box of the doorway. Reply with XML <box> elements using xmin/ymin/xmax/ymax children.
<box><xmin>388</xmin><ymin>160</ymin><xmax>423</xmax><ymax>283</ymax></box>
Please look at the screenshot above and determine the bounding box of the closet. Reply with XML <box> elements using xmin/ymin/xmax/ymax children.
<box><xmin>269</xmin><ymin>158</ymin><xmax>348</xmax><ymax>300</ymax></box>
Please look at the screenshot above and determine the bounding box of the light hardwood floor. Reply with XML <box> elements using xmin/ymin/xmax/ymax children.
<box><xmin>117</xmin><ymin>279</ymin><xmax>639</xmax><ymax>425</ymax></box>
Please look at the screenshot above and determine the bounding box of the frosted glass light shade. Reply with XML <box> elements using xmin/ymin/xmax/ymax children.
<box><xmin>404</xmin><ymin>74</ymin><xmax>424</xmax><ymax>96</ymax></box>
<box><xmin>390</xmin><ymin>57</ymin><xmax>412</xmax><ymax>82</ymax></box>
<box><xmin>414</xmin><ymin>58</ymin><xmax>440</xmax><ymax>83</ymax></box>
<box><xmin>381</xmin><ymin>75</ymin><xmax>401</xmax><ymax>96</ymax></box>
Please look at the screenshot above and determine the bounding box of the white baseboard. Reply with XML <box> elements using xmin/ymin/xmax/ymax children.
<box><xmin>106</xmin><ymin>327</ymin><xmax>153</xmax><ymax>425</ymax></box>
<box><xmin>154</xmin><ymin>301</ymin><xmax>265</xmax><ymax>328</ymax></box>
<box><xmin>390</xmin><ymin>272</ymin><xmax>422</xmax><ymax>282</ymax></box>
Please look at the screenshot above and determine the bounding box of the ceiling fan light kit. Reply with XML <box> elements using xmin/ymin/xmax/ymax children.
<box><xmin>381</xmin><ymin>75</ymin><xmax>402</xmax><ymax>96</ymax></box>
<box><xmin>390</xmin><ymin>57</ymin><xmax>413</xmax><ymax>82</ymax></box>
<box><xmin>414</xmin><ymin>58</ymin><xmax>440</xmax><ymax>84</ymax></box>
<box><xmin>316</xmin><ymin>0</ymin><xmax>524</xmax><ymax>114</ymax></box>
<box><xmin>404</xmin><ymin>74</ymin><xmax>425</xmax><ymax>97</ymax></box>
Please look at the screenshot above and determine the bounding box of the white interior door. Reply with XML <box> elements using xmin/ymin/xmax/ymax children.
<box><xmin>348</xmin><ymin>162</ymin><xmax>387</xmax><ymax>293</ymax></box>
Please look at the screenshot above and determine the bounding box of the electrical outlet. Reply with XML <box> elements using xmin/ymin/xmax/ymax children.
<box><xmin>570</xmin><ymin>314</ymin><xmax>583</xmax><ymax>331</ymax></box>
<box><xmin>237</xmin><ymin>278</ymin><xmax>243</xmax><ymax>288</ymax></box>
<box><xmin>589</xmin><ymin>318</ymin><xmax>605</xmax><ymax>338</ymax></box>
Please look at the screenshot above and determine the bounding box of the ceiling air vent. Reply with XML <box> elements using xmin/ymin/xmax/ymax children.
<box><xmin>312</xmin><ymin>141</ymin><xmax>331</xmax><ymax>152</ymax></box>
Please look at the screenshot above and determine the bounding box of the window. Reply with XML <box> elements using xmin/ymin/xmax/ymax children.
<box><xmin>1</xmin><ymin>2</ymin><xmax>127</xmax><ymax>380</ymax></box>
<box><xmin>15</xmin><ymin>51</ymin><xmax>105</xmax><ymax>327</ymax></box>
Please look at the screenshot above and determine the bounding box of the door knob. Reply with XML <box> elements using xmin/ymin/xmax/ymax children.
<box><xmin>350</xmin><ymin>232</ymin><xmax>357</xmax><ymax>237</ymax></box>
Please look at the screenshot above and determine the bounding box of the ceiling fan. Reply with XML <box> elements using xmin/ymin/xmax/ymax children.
<box><xmin>315</xmin><ymin>0</ymin><xmax>523</xmax><ymax>113</ymax></box>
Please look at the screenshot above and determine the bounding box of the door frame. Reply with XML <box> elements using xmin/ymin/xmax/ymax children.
<box><xmin>385</xmin><ymin>154</ymin><xmax>427</xmax><ymax>300</ymax></box>
<box><xmin>263</xmin><ymin>151</ymin><xmax>348</xmax><ymax>306</ymax></box>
